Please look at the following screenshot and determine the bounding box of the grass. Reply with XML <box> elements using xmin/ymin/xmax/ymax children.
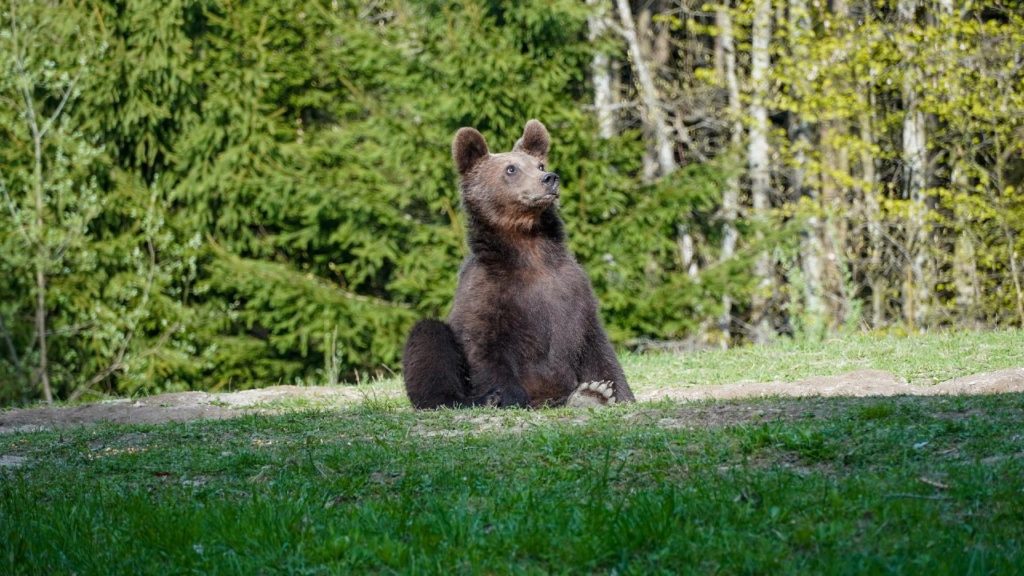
<box><xmin>266</xmin><ymin>328</ymin><xmax>1024</xmax><ymax>407</ymax></box>
<box><xmin>2</xmin><ymin>330</ymin><xmax>1023</xmax><ymax>574</ymax></box>
<box><xmin>623</xmin><ymin>328</ymin><xmax>1024</xmax><ymax>389</ymax></box>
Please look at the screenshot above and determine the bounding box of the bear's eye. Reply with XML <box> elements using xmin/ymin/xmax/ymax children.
<box><xmin>538</xmin><ymin>163</ymin><xmax>545</xmax><ymax>171</ymax></box>
<box><xmin>506</xmin><ymin>165</ymin><xmax>517</xmax><ymax>175</ymax></box>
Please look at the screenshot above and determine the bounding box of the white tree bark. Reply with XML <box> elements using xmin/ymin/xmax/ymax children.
<box><xmin>717</xmin><ymin>3</ymin><xmax>742</xmax><ymax>347</ymax></box>
<box><xmin>899</xmin><ymin>0</ymin><xmax>931</xmax><ymax>329</ymax></box>
<box><xmin>678</xmin><ymin>225</ymin><xmax>699</xmax><ymax>278</ymax></box>
<box><xmin>787</xmin><ymin>0</ymin><xmax>826</xmax><ymax>335</ymax></box>
<box><xmin>587</xmin><ymin>0</ymin><xmax>616</xmax><ymax>139</ymax></box>
<box><xmin>11</xmin><ymin>5</ymin><xmax>55</xmax><ymax>404</ymax></box>
<box><xmin>859</xmin><ymin>103</ymin><xmax>886</xmax><ymax>327</ymax></box>
<box><xmin>953</xmin><ymin>228</ymin><xmax>979</xmax><ymax>324</ymax></box>
<box><xmin>748</xmin><ymin>0</ymin><xmax>773</xmax><ymax>344</ymax></box>
<box><xmin>31</xmin><ymin>114</ymin><xmax>53</xmax><ymax>405</ymax></box>
<box><xmin>615</xmin><ymin>0</ymin><xmax>676</xmax><ymax>177</ymax></box>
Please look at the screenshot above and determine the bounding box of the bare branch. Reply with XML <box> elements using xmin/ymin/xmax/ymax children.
<box><xmin>71</xmin><ymin>191</ymin><xmax>162</xmax><ymax>402</ymax></box>
<box><xmin>0</xmin><ymin>313</ymin><xmax>23</xmax><ymax>373</ymax></box>
<box><xmin>38</xmin><ymin>70</ymin><xmax>83</xmax><ymax>140</ymax></box>
<box><xmin>614</xmin><ymin>0</ymin><xmax>676</xmax><ymax>178</ymax></box>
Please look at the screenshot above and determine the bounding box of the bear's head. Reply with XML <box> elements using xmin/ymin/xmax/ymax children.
<box><xmin>452</xmin><ymin>119</ymin><xmax>561</xmax><ymax>233</ymax></box>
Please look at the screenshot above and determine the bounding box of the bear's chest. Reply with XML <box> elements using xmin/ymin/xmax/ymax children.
<box><xmin>450</xmin><ymin>261</ymin><xmax>587</xmax><ymax>359</ymax></box>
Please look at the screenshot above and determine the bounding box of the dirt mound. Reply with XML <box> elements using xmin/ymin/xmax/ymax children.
<box><xmin>931</xmin><ymin>368</ymin><xmax>1024</xmax><ymax>394</ymax></box>
<box><xmin>636</xmin><ymin>369</ymin><xmax>915</xmax><ymax>402</ymax></box>
<box><xmin>634</xmin><ymin>368</ymin><xmax>1024</xmax><ymax>402</ymax></box>
<box><xmin>1</xmin><ymin>368</ymin><xmax>1022</xmax><ymax>434</ymax></box>
<box><xmin>0</xmin><ymin>385</ymin><xmax>381</xmax><ymax>435</ymax></box>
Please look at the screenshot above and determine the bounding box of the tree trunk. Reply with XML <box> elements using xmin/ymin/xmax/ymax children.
<box><xmin>31</xmin><ymin>119</ymin><xmax>53</xmax><ymax>404</ymax></box>
<box><xmin>650</xmin><ymin>2</ymin><xmax>671</xmax><ymax>73</ymax></box>
<box><xmin>819</xmin><ymin>0</ymin><xmax>852</xmax><ymax>331</ymax></box>
<box><xmin>587</xmin><ymin>0</ymin><xmax>616</xmax><ymax>139</ymax></box>
<box><xmin>953</xmin><ymin>230</ymin><xmax>979</xmax><ymax>325</ymax></box>
<box><xmin>748</xmin><ymin>0</ymin><xmax>773</xmax><ymax>344</ymax></box>
<box><xmin>0</xmin><ymin>314</ymin><xmax>22</xmax><ymax>377</ymax></box>
<box><xmin>11</xmin><ymin>5</ymin><xmax>57</xmax><ymax>403</ymax></box>
<box><xmin>945</xmin><ymin>150</ymin><xmax>977</xmax><ymax>325</ymax></box>
<box><xmin>615</xmin><ymin>0</ymin><xmax>676</xmax><ymax>178</ymax></box>
<box><xmin>858</xmin><ymin>102</ymin><xmax>886</xmax><ymax>328</ymax></box>
<box><xmin>994</xmin><ymin>146</ymin><xmax>1024</xmax><ymax>326</ymax></box>
<box><xmin>899</xmin><ymin>0</ymin><xmax>931</xmax><ymax>330</ymax></box>
<box><xmin>678</xmin><ymin>225</ymin><xmax>699</xmax><ymax>278</ymax></box>
<box><xmin>714</xmin><ymin>9</ymin><xmax>726</xmax><ymax>83</ymax></box>
<box><xmin>1005</xmin><ymin>228</ymin><xmax>1024</xmax><ymax>326</ymax></box>
<box><xmin>787</xmin><ymin>0</ymin><xmax>827</xmax><ymax>336</ymax></box>
<box><xmin>717</xmin><ymin>3</ymin><xmax>742</xmax><ymax>347</ymax></box>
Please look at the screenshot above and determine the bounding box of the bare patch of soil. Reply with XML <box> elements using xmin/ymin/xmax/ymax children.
<box><xmin>0</xmin><ymin>454</ymin><xmax>28</xmax><ymax>468</ymax></box>
<box><xmin>625</xmin><ymin>400</ymin><xmax>834</xmax><ymax>431</ymax></box>
<box><xmin>0</xmin><ymin>385</ymin><xmax>386</xmax><ymax>435</ymax></box>
<box><xmin>1</xmin><ymin>368</ymin><xmax>1022</xmax><ymax>435</ymax></box>
<box><xmin>411</xmin><ymin>413</ymin><xmax>541</xmax><ymax>438</ymax></box>
<box><xmin>636</xmin><ymin>368</ymin><xmax>1024</xmax><ymax>402</ymax></box>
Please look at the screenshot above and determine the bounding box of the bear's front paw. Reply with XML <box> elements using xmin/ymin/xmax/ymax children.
<box><xmin>565</xmin><ymin>381</ymin><xmax>616</xmax><ymax>408</ymax></box>
<box><xmin>482</xmin><ymin>389</ymin><xmax>503</xmax><ymax>407</ymax></box>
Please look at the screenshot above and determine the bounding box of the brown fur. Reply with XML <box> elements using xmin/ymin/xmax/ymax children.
<box><xmin>403</xmin><ymin>120</ymin><xmax>635</xmax><ymax>408</ymax></box>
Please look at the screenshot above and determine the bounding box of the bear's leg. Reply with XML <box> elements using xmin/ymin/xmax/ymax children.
<box><xmin>402</xmin><ymin>319</ymin><xmax>470</xmax><ymax>409</ymax></box>
<box><xmin>577</xmin><ymin>323</ymin><xmax>636</xmax><ymax>403</ymax></box>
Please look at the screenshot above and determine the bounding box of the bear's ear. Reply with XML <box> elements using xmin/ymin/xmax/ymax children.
<box><xmin>452</xmin><ymin>128</ymin><xmax>490</xmax><ymax>176</ymax></box>
<box><xmin>513</xmin><ymin>119</ymin><xmax>550</xmax><ymax>161</ymax></box>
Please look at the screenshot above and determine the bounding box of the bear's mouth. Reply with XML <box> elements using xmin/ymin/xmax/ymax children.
<box><xmin>525</xmin><ymin>188</ymin><xmax>559</xmax><ymax>207</ymax></box>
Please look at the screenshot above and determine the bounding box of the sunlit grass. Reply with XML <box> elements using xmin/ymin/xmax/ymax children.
<box><xmin>622</xmin><ymin>328</ymin><xmax>1023</xmax><ymax>390</ymax></box>
<box><xmin>1</xmin><ymin>329</ymin><xmax>1022</xmax><ymax>574</ymax></box>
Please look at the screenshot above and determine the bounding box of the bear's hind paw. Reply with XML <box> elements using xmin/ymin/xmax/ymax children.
<box><xmin>565</xmin><ymin>380</ymin><xmax>617</xmax><ymax>408</ymax></box>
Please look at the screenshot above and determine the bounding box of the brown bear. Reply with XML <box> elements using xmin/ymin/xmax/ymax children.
<box><xmin>402</xmin><ymin>120</ymin><xmax>635</xmax><ymax>409</ymax></box>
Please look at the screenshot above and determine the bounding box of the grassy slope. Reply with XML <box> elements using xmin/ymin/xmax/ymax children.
<box><xmin>623</xmin><ymin>329</ymin><xmax>1024</xmax><ymax>390</ymax></box>
<box><xmin>2</xmin><ymin>330</ymin><xmax>1023</xmax><ymax>574</ymax></box>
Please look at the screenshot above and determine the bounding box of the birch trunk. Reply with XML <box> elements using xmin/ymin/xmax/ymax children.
<box><xmin>615</xmin><ymin>0</ymin><xmax>676</xmax><ymax>177</ymax></box>
<box><xmin>819</xmin><ymin>0</ymin><xmax>851</xmax><ymax>330</ymax></box>
<box><xmin>749</xmin><ymin>0</ymin><xmax>773</xmax><ymax>344</ymax></box>
<box><xmin>587</xmin><ymin>0</ymin><xmax>616</xmax><ymax>139</ymax></box>
<box><xmin>859</xmin><ymin>103</ymin><xmax>886</xmax><ymax>327</ymax></box>
<box><xmin>678</xmin><ymin>225</ymin><xmax>699</xmax><ymax>278</ymax></box>
<box><xmin>717</xmin><ymin>3</ymin><xmax>742</xmax><ymax>347</ymax></box>
<box><xmin>32</xmin><ymin>124</ymin><xmax>52</xmax><ymax>404</ymax></box>
<box><xmin>14</xmin><ymin>19</ymin><xmax>54</xmax><ymax>404</ymax></box>
<box><xmin>953</xmin><ymin>229</ymin><xmax>979</xmax><ymax>325</ymax></box>
<box><xmin>787</xmin><ymin>0</ymin><xmax>827</xmax><ymax>335</ymax></box>
<box><xmin>899</xmin><ymin>0</ymin><xmax>931</xmax><ymax>330</ymax></box>
<box><xmin>994</xmin><ymin>145</ymin><xmax>1024</xmax><ymax>326</ymax></box>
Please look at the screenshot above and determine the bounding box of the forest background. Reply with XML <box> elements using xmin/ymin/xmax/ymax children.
<box><xmin>1</xmin><ymin>0</ymin><xmax>1021</xmax><ymax>405</ymax></box>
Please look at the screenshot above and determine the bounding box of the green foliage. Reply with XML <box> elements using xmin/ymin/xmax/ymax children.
<box><xmin>762</xmin><ymin>0</ymin><xmax>1024</xmax><ymax>328</ymax></box>
<box><xmin>572</xmin><ymin>161</ymin><xmax>750</xmax><ymax>341</ymax></box>
<box><xmin>3</xmin><ymin>0</ymin><xmax>1021</xmax><ymax>402</ymax></box>
<box><xmin>0</xmin><ymin>1</ymin><xmax>171</xmax><ymax>403</ymax></box>
<box><xmin>0</xmin><ymin>0</ymin><xmax>730</xmax><ymax>401</ymax></box>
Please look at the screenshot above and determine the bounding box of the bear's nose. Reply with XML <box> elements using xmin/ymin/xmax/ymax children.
<box><xmin>542</xmin><ymin>172</ymin><xmax>560</xmax><ymax>186</ymax></box>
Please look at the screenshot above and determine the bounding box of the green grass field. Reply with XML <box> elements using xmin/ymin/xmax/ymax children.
<box><xmin>2</xmin><ymin>330</ymin><xmax>1023</xmax><ymax>574</ymax></box>
<box><xmin>621</xmin><ymin>329</ymin><xmax>1024</xmax><ymax>390</ymax></box>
